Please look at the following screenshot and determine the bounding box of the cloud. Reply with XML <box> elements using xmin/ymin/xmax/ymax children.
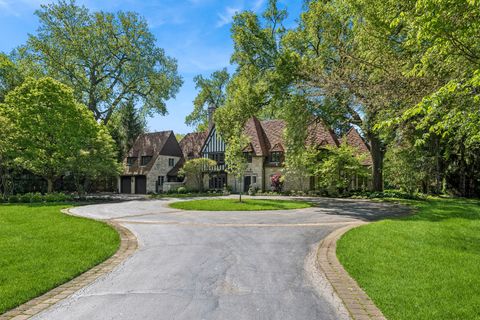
<box><xmin>252</xmin><ymin>0</ymin><xmax>266</xmax><ymax>12</ymax></box>
<box><xmin>216</xmin><ymin>6</ymin><xmax>242</xmax><ymax>27</ymax></box>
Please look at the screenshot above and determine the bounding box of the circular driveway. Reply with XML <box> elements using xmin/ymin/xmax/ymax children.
<box><xmin>33</xmin><ymin>196</ymin><xmax>408</xmax><ymax>320</ymax></box>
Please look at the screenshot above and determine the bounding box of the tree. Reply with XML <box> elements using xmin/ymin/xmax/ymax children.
<box><xmin>0</xmin><ymin>77</ymin><xmax>119</xmax><ymax>193</ymax></box>
<box><xmin>108</xmin><ymin>99</ymin><xmax>146</xmax><ymax>160</ymax></box>
<box><xmin>313</xmin><ymin>142</ymin><xmax>370</xmax><ymax>195</ymax></box>
<box><xmin>178</xmin><ymin>158</ymin><xmax>217</xmax><ymax>192</ymax></box>
<box><xmin>186</xmin><ymin>68</ymin><xmax>229</xmax><ymax>131</ymax></box>
<box><xmin>17</xmin><ymin>0</ymin><xmax>182</xmax><ymax>124</ymax></box>
<box><xmin>0</xmin><ymin>53</ymin><xmax>23</xmax><ymax>102</ymax></box>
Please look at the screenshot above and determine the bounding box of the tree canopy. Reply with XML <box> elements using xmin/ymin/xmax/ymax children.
<box><xmin>17</xmin><ymin>0</ymin><xmax>182</xmax><ymax>124</ymax></box>
<box><xmin>186</xmin><ymin>68</ymin><xmax>229</xmax><ymax>132</ymax></box>
<box><xmin>0</xmin><ymin>77</ymin><xmax>119</xmax><ymax>193</ymax></box>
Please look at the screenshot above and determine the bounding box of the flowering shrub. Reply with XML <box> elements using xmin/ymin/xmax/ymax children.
<box><xmin>270</xmin><ymin>173</ymin><xmax>284</xmax><ymax>192</ymax></box>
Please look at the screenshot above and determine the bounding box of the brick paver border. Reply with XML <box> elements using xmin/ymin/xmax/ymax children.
<box><xmin>0</xmin><ymin>209</ymin><xmax>138</xmax><ymax>320</ymax></box>
<box><xmin>317</xmin><ymin>223</ymin><xmax>387</xmax><ymax>320</ymax></box>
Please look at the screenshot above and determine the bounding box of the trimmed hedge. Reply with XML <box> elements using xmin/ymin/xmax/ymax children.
<box><xmin>2</xmin><ymin>192</ymin><xmax>73</xmax><ymax>204</ymax></box>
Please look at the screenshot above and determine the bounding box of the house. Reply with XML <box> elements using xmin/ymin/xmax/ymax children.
<box><xmin>119</xmin><ymin>131</ymin><xmax>183</xmax><ymax>194</ymax></box>
<box><xmin>199</xmin><ymin>117</ymin><xmax>372</xmax><ymax>192</ymax></box>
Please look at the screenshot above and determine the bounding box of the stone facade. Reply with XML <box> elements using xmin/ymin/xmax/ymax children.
<box><xmin>146</xmin><ymin>155</ymin><xmax>182</xmax><ymax>193</ymax></box>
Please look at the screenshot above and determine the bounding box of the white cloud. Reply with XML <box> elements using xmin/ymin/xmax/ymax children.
<box><xmin>216</xmin><ymin>6</ymin><xmax>241</xmax><ymax>27</ymax></box>
<box><xmin>252</xmin><ymin>0</ymin><xmax>266</xmax><ymax>12</ymax></box>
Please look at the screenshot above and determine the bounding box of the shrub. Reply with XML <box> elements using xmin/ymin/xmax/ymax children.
<box><xmin>19</xmin><ymin>193</ymin><xmax>32</xmax><ymax>203</ymax></box>
<box><xmin>30</xmin><ymin>192</ymin><xmax>43</xmax><ymax>203</ymax></box>
<box><xmin>271</xmin><ymin>173</ymin><xmax>284</xmax><ymax>192</ymax></box>
<box><xmin>44</xmin><ymin>192</ymin><xmax>71</xmax><ymax>202</ymax></box>
<box><xmin>177</xmin><ymin>186</ymin><xmax>187</xmax><ymax>194</ymax></box>
<box><xmin>8</xmin><ymin>195</ymin><xmax>19</xmax><ymax>203</ymax></box>
<box><xmin>248</xmin><ymin>184</ymin><xmax>258</xmax><ymax>196</ymax></box>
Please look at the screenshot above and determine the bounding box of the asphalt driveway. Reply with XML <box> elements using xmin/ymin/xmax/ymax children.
<box><xmin>33</xmin><ymin>197</ymin><xmax>408</xmax><ymax>320</ymax></box>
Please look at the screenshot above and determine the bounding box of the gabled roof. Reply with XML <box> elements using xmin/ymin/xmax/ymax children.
<box><xmin>307</xmin><ymin>120</ymin><xmax>339</xmax><ymax>147</ymax></box>
<box><xmin>341</xmin><ymin>127</ymin><xmax>372</xmax><ymax>166</ymax></box>
<box><xmin>260</xmin><ymin>119</ymin><xmax>286</xmax><ymax>153</ymax></box>
<box><xmin>123</xmin><ymin>131</ymin><xmax>182</xmax><ymax>175</ymax></box>
<box><xmin>180</xmin><ymin>131</ymin><xmax>208</xmax><ymax>159</ymax></box>
<box><xmin>243</xmin><ymin>117</ymin><xmax>268</xmax><ymax>156</ymax></box>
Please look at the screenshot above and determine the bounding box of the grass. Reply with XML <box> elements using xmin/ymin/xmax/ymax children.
<box><xmin>0</xmin><ymin>203</ymin><xmax>120</xmax><ymax>314</ymax></box>
<box><xmin>337</xmin><ymin>197</ymin><xmax>480</xmax><ymax>320</ymax></box>
<box><xmin>150</xmin><ymin>192</ymin><xmax>224</xmax><ymax>199</ymax></box>
<box><xmin>169</xmin><ymin>198</ymin><xmax>312</xmax><ymax>211</ymax></box>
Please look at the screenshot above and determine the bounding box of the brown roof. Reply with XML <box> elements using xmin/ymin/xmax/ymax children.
<box><xmin>307</xmin><ymin>120</ymin><xmax>339</xmax><ymax>147</ymax></box>
<box><xmin>342</xmin><ymin>127</ymin><xmax>372</xmax><ymax>166</ymax></box>
<box><xmin>240</xmin><ymin>117</ymin><xmax>338</xmax><ymax>155</ymax></box>
<box><xmin>243</xmin><ymin>117</ymin><xmax>269</xmax><ymax>156</ymax></box>
<box><xmin>180</xmin><ymin>131</ymin><xmax>208</xmax><ymax>159</ymax></box>
<box><xmin>123</xmin><ymin>131</ymin><xmax>181</xmax><ymax>175</ymax></box>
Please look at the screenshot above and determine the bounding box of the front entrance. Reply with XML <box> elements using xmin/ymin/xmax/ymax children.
<box><xmin>244</xmin><ymin>176</ymin><xmax>251</xmax><ymax>192</ymax></box>
<box><xmin>120</xmin><ymin>176</ymin><xmax>132</xmax><ymax>194</ymax></box>
<box><xmin>135</xmin><ymin>176</ymin><xmax>147</xmax><ymax>194</ymax></box>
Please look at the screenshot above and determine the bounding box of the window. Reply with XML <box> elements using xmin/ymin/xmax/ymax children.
<box><xmin>244</xmin><ymin>152</ymin><xmax>253</xmax><ymax>163</ymax></box>
<box><xmin>127</xmin><ymin>157</ymin><xmax>137</xmax><ymax>166</ymax></box>
<box><xmin>141</xmin><ymin>156</ymin><xmax>152</xmax><ymax>166</ymax></box>
<box><xmin>252</xmin><ymin>176</ymin><xmax>257</xmax><ymax>184</ymax></box>
<box><xmin>168</xmin><ymin>158</ymin><xmax>175</xmax><ymax>167</ymax></box>
<box><xmin>158</xmin><ymin>176</ymin><xmax>164</xmax><ymax>185</ymax></box>
<box><xmin>208</xmin><ymin>152</ymin><xmax>225</xmax><ymax>165</ymax></box>
<box><xmin>209</xmin><ymin>173</ymin><xmax>227</xmax><ymax>189</ymax></box>
<box><xmin>269</xmin><ymin>152</ymin><xmax>283</xmax><ymax>164</ymax></box>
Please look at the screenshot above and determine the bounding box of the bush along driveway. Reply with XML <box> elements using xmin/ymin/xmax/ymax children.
<box><xmin>337</xmin><ymin>198</ymin><xmax>480</xmax><ymax>320</ymax></box>
<box><xmin>0</xmin><ymin>204</ymin><xmax>120</xmax><ymax>315</ymax></box>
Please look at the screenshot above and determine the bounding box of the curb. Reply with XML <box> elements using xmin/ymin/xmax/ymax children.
<box><xmin>317</xmin><ymin>223</ymin><xmax>387</xmax><ymax>320</ymax></box>
<box><xmin>0</xmin><ymin>209</ymin><xmax>138</xmax><ymax>320</ymax></box>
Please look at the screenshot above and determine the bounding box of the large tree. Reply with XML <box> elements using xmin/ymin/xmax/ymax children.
<box><xmin>0</xmin><ymin>77</ymin><xmax>119</xmax><ymax>193</ymax></box>
<box><xmin>17</xmin><ymin>0</ymin><xmax>182</xmax><ymax>124</ymax></box>
<box><xmin>186</xmin><ymin>68</ymin><xmax>229</xmax><ymax>131</ymax></box>
<box><xmin>0</xmin><ymin>54</ymin><xmax>23</xmax><ymax>102</ymax></box>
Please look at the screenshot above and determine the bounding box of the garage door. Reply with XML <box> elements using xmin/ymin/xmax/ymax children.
<box><xmin>121</xmin><ymin>176</ymin><xmax>131</xmax><ymax>194</ymax></box>
<box><xmin>135</xmin><ymin>176</ymin><xmax>147</xmax><ymax>194</ymax></box>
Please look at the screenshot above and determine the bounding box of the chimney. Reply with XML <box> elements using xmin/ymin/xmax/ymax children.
<box><xmin>208</xmin><ymin>103</ymin><xmax>216</xmax><ymax>131</ymax></box>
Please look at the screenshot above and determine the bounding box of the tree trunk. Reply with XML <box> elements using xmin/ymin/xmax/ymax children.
<box><xmin>47</xmin><ymin>178</ymin><xmax>54</xmax><ymax>193</ymax></box>
<box><xmin>367</xmin><ymin>131</ymin><xmax>385</xmax><ymax>192</ymax></box>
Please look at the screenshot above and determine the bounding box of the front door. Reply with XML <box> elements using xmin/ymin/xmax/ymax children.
<box><xmin>121</xmin><ymin>176</ymin><xmax>131</xmax><ymax>194</ymax></box>
<box><xmin>244</xmin><ymin>176</ymin><xmax>251</xmax><ymax>193</ymax></box>
<box><xmin>135</xmin><ymin>176</ymin><xmax>147</xmax><ymax>194</ymax></box>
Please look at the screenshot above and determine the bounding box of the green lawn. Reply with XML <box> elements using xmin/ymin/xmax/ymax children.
<box><xmin>170</xmin><ymin>198</ymin><xmax>312</xmax><ymax>211</ymax></box>
<box><xmin>0</xmin><ymin>204</ymin><xmax>119</xmax><ymax>314</ymax></box>
<box><xmin>151</xmin><ymin>192</ymin><xmax>224</xmax><ymax>199</ymax></box>
<box><xmin>337</xmin><ymin>198</ymin><xmax>480</xmax><ymax>320</ymax></box>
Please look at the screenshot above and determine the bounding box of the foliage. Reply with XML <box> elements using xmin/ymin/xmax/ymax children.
<box><xmin>0</xmin><ymin>77</ymin><xmax>119</xmax><ymax>193</ymax></box>
<box><xmin>0</xmin><ymin>204</ymin><xmax>119</xmax><ymax>314</ymax></box>
<box><xmin>384</xmin><ymin>144</ymin><xmax>431</xmax><ymax>195</ymax></box>
<box><xmin>178</xmin><ymin>158</ymin><xmax>217</xmax><ymax>192</ymax></box>
<box><xmin>176</xmin><ymin>186</ymin><xmax>187</xmax><ymax>194</ymax></box>
<box><xmin>337</xmin><ymin>198</ymin><xmax>480</xmax><ymax>320</ymax></box>
<box><xmin>108</xmin><ymin>99</ymin><xmax>146</xmax><ymax>160</ymax></box>
<box><xmin>186</xmin><ymin>68</ymin><xmax>229</xmax><ymax>131</ymax></box>
<box><xmin>17</xmin><ymin>0</ymin><xmax>182</xmax><ymax>124</ymax></box>
<box><xmin>270</xmin><ymin>173</ymin><xmax>284</xmax><ymax>192</ymax></box>
<box><xmin>0</xmin><ymin>53</ymin><xmax>23</xmax><ymax>102</ymax></box>
<box><xmin>313</xmin><ymin>142</ymin><xmax>370</xmax><ymax>195</ymax></box>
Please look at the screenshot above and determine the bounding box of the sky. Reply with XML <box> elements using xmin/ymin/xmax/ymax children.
<box><xmin>0</xmin><ymin>0</ymin><xmax>303</xmax><ymax>134</ymax></box>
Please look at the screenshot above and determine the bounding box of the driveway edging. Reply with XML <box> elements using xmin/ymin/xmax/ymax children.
<box><xmin>0</xmin><ymin>209</ymin><xmax>138</xmax><ymax>320</ymax></box>
<box><xmin>317</xmin><ymin>223</ymin><xmax>387</xmax><ymax>320</ymax></box>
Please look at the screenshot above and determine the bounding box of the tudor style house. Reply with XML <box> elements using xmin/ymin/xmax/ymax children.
<box><xmin>119</xmin><ymin>131</ymin><xmax>183</xmax><ymax>194</ymax></box>
<box><xmin>199</xmin><ymin>117</ymin><xmax>372</xmax><ymax>192</ymax></box>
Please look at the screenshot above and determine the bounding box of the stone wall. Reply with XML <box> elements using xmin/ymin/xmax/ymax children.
<box><xmin>146</xmin><ymin>155</ymin><xmax>182</xmax><ymax>193</ymax></box>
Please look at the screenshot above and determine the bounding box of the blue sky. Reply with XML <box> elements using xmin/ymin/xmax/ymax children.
<box><xmin>0</xmin><ymin>0</ymin><xmax>303</xmax><ymax>134</ymax></box>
